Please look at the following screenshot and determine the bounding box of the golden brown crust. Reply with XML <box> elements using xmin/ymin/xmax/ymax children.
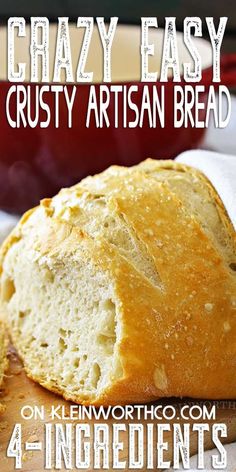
<box><xmin>0</xmin><ymin>159</ymin><xmax>236</xmax><ymax>405</ymax></box>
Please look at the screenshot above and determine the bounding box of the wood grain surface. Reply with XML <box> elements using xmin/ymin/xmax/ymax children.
<box><xmin>0</xmin><ymin>348</ymin><xmax>236</xmax><ymax>471</ymax></box>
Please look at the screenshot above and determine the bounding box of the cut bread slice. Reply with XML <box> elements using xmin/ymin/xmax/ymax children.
<box><xmin>0</xmin><ymin>159</ymin><xmax>235</xmax><ymax>405</ymax></box>
<box><xmin>0</xmin><ymin>321</ymin><xmax>8</xmax><ymax>413</ymax></box>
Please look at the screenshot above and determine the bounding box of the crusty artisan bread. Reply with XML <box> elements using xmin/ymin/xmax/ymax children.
<box><xmin>0</xmin><ymin>322</ymin><xmax>8</xmax><ymax>413</ymax></box>
<box><xmin>0</xmin><ymin>159</ymin><xmax>235</xmax><ymax>405</ymax></box>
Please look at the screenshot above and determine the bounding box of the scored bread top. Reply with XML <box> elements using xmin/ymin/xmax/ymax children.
<box><xmin>50</xmin><ymin>159</ymin><xmax>236</xmax><ymax>268</ymax></box>
<box><xmin>0</xmin><ymin>159</ymin><xmax>235</xmax><ymax>405</ymax></box>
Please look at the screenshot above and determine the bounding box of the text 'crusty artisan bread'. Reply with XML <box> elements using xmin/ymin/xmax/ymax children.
<box><xmin>0</xmin><ymin>322</ymin><xmax>8</xmax><ymax>413</ymax></box>
<box><xmin>0</xmin><ymin>159</ymin><xmax>235</xmax><ymax>405</ymax></box>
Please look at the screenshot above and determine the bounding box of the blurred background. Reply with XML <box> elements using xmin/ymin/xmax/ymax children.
<box><xmin>0</xmin><ymin>0</ymin><xmax>235</xmax><ymax>53</ymax></box>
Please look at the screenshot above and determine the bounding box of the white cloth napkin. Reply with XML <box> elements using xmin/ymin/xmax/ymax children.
<box><xmin>202</xmin><ymin>95</ymin><xmax>236</xmax><ymax>156</ymax></box>
<box><xmin>0</xmin><ymin>211</ymin><xmax>19</xmax><ymax>244</ymax></box>
<box><xmin>176</xmin><ymin>150</ymin><xmax>236</xmax><ymax>230</ymax></box>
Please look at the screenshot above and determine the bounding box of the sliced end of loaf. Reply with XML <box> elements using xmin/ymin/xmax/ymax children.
<box><xmin>0</xmin><ymin>210</ymin><xmax>124</xmax><ymax>404</ymax></box>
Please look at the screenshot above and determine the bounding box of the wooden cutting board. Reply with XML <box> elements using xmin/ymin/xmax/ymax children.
<box><xmin>0</xmin><ymin>349</ymin><xmax>236</xmax><ymax>471</ymax></box>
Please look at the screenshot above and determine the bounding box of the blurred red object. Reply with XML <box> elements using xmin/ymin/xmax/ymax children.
<box><xmin>0</xmin><ymin>22</ymin><xmax>236</xmax><ymax>213</ymax></box>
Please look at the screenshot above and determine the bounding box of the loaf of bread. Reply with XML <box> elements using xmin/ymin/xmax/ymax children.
<box><xmin>0</xmin><ymin>322</ymin><xmax>8</xmax><ymax>413</ymax></box>
<box><xmin>0</xmin><ymin>159</ymin><xmax>235</xmax><ymax>405</ymax></box>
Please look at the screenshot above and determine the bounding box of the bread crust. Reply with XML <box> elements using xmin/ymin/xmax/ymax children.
<box><xmin>0</xmin><ymin>321</ymin><xmax>8</xmax><ymax>413</ymax></box>
<box><xmin>0</xmin><ymin>160</ymin><xmax>235</xmax><ymax>405</ymax></box>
